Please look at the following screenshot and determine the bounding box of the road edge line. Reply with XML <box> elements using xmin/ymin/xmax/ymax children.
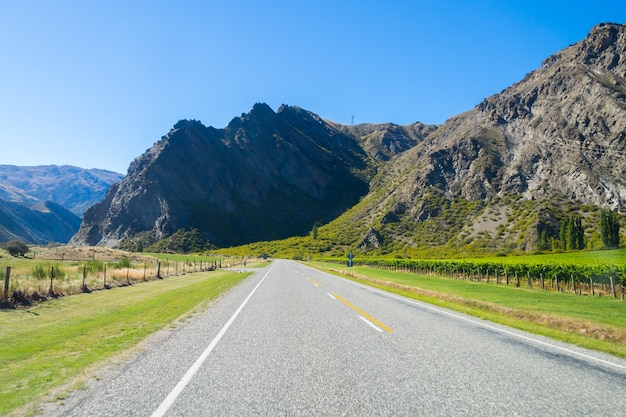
<box><xmin>150</xmin><ymin>263</ymin><xmax>275</xmax><ymax>417</ymax></box>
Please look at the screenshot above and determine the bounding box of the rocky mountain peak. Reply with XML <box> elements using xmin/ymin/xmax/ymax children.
<box><xmin>579</xmin><ymin>22</ymin><xmax>625</xmax><ymax>68</ymax></box>
<box><xmin>447</xmin><ymin>23</ymin><xmax>626</xmax><ymax>208</ymax></box>
<box><xmin>71</xmin><ymin>104</ymin><xmax>376</xmax><ymax>247</ymax></box>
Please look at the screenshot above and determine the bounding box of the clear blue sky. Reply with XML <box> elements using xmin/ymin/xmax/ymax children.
<box><xmin>1</xmin><ymin>1</ymin><xmax>624</xmax><ymax>174</ymax></box>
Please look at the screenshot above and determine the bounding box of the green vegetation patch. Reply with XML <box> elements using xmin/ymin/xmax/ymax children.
<box><xmin>0</xmin><ymin>270</ymin><xmax>249</xmax><ymax>416</ymax></box>
<box><xmin>455</xmin><ymin>248</ymin><xmax>626</xmax><ymax>267</ymax></box>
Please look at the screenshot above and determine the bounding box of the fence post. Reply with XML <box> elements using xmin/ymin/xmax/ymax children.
<box><xmin>541</xmin><ymin>273</ymin><xmax>545</xmax><ymax>290</ymax></box>
<box><xmin>555</xmin><ymin>274</ymin><xmax>560</xmax><ymax>292</ymax></box>
<box><xmin>527</xmin><ymin>271</ymin><xmax>532</xmax><ymax>289</ymax></box>
<box><xmin>2</xmin><ymin>266</ymin><xmax>11</xmax><ymax>302</ymax></box>
<box><xmin>104</xmin><ymin>264</ymin><xmax>107</xmax><ymax>287</ymax></box>
<box><xmin>157</xmin><ymin>262</ymin><xmax>162</xmax><ymax>279</ymax></box>
<box><xmin>589</xmin><ymin>276</ymin><xmax>594</xmax><ymax>296</ymax></box>
<box><xmin>610</xmin><ymin>276</ymin><xmax>616</xmax><ymax>299</ymax></box>
<box><xmin>49</xmin><ymin>267</ymin><xmax>54</xmax><ymax>295</ymax></box>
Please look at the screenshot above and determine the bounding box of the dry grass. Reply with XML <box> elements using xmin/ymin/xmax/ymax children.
<box><xmin>1</xmin><ymin>246</ymin><xmax>214</xmax><ymax>306</ymax></box>
<box><xmin>32</xmin><ymin>245</ymin><xmax>156</xmax><ymax>262</ymax></box>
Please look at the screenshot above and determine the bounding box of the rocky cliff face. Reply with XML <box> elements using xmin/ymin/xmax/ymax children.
<box><xmin>395</xmin><ymin>22</ymin><xmax>626</xmax><ymax>208</ymax></box>
<box><xmin>476</xmin><ymin>22</ymin><xmax>626</xmax><ymax>207</ymax></box>
<box><xmin>71</xmin><ymin>104</ymin><xmax>377</xmax><ymax>247</ymax></box>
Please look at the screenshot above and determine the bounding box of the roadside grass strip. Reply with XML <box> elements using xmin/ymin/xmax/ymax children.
<box><xmin>0</xmin><ymin>270</ymin><xmax>249</xmax><ymax>417</ymax></box>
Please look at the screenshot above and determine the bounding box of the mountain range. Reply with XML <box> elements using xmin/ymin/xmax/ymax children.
<box><xmin>0</xmin><ymin>165</ymin><xmax>123</xmax><ymax>244</ymax></box>
<box><xmin>31</xmin><ymin>23</ymin><xmax>626</xmax><ymax>253</ymax></box>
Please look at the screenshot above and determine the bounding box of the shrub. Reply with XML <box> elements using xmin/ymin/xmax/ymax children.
<box><xmin>116</xmin><ymin>257</ymin><xmax>132</xmax><ymax>269</ymax></box>
<box><xmin>4</xmin><ymin>240</ymin><xmax>29</xmax><ymax>257</ymax></box>
<box><xmin>84</xmin><ymin>260</ymin><xmax>105</xmax><ymax>274</ymax></box>
<box><xmin>32</xmin><ymin>264</ymin><xmax>47</xmax><ymax>280</ymax></box>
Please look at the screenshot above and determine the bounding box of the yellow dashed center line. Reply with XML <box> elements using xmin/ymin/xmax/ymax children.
<box><xmin>308</xmin><ymin>278</ymin><xmax>321</xmax><ymax>287</ymax></box>
<box><xmin>332</xmin><ymin>294</ymin><xmax>393</xmax><ymax>333</ymax></box>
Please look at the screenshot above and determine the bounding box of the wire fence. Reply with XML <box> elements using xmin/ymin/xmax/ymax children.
<box><xmin>0</xmin><ymin>254</ymin><xmax>246</xmax><ymax>308</ymax></box>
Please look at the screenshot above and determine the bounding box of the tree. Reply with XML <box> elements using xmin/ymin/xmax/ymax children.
<box><xmin>537</xmin><ymin>230</ymin><xmax>550</xmax><ymax>251</ymax></box>
<box><xmin>573</xmin><ymin>215</ymin><xmax>585</xmax><ymax>250</ymax></box>
<box><xmin>311</xmin><ymin>223</ymin><xmax>318</xmax><ymax>240</ymax></box>
<box><xmin>5</xmin><ymin>240</ymin><xmax>29</xmax><ymax>257</ymax></box>
<box><xmin>600</xmin><ymin>210</ymin><xmax>620</xmax><ymax>248</ymax></box>
<box><xmin>561</xmin><ymin>215</ymin><xmax>584</xmax><ymax>251</ymax></box>
<box><xmin>559</xmin><ymin>219</ymin><xmax>568</xmax><ymax>250</ymax></box>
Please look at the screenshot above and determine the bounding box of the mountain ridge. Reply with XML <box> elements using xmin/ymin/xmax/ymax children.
<box><xmin>0</xmin><ymin>200</ymin><xmax>81</xmax><ymax>244</ymax></box>
<box><xmin>0</xmin><ymin>164</ymin><xmax>123</xmax><ymax>216</ymax></box>
<box><xmin>71</xmin><ymin>22</ymin><xmax>625</xmax><ymax>254</ymax></box>
<box><xmin>0</xmin><ymin>165</ymin><xmax>123</xmax><ymax>244</ymax></box>
<box><xmin>71</xmin><ymin>104</ymin><xmax>403</xmax><ymax>248</ymax></box>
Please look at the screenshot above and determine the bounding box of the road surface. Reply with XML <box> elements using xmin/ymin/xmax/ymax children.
<box><xmin>41</xmin><ymin>260</ymin><xmax>626</xmax><ymax>416</ymax></box>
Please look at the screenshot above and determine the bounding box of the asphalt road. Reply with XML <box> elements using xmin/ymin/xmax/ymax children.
<box><xmin>41</xmin><ymin>260</ymin><xmax>626</xmax><ymax>416</ymax></box>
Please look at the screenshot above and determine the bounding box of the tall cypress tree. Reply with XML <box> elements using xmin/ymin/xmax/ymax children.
<box><xmin>574</xmin><ymin>215</ymin><xmax>585</xmax><ymax>250</ymax></box>
<box><xmin>567</xmin><ymin>217</ymin><xmax>577</xmax><ymax>250</ymax></box>
<box><xmin>562</xmin><ymin>214</ymin><xmax>584</xmax><ymax>250</ymax></box>
<box><xmin>601</xmin><ymin>210</ymin><xmax>620</xmax><ymax>248</ymax></box>
<box><xmin>560</xmin><ymin>219</ymin><xmax>568</xmax><ymax>250</ymax></box>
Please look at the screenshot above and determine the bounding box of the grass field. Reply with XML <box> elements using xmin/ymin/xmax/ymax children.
<box><xmin>311</xmin><ymin>262</ymin><xmax>626</xmax><ymax>358</ymax></box>
<box><xmin>0</xmin><ymin>269</ymin><xmax>249</xmax><ymax>417</ymax></box>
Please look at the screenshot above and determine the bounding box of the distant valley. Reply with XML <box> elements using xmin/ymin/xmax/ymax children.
<box><xmin>0</xmin><ymin>165</ymin><xmax>122</xmax><ymax>244</ymax></box>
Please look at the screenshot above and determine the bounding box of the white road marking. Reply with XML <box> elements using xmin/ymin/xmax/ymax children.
<box><xmin>359</xmin><ymin>315</ymin><xmax>383</xmax><ymax>332</ymax></box>
<box><xmin>149</xmin><ymin>264</ymin><xmax>275</xmax><ymax>417</ymax></box>
<box><xmin>327</xmin><ymin>293</ymin><xmax>336</xmax><ymax>300</ymax></box>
